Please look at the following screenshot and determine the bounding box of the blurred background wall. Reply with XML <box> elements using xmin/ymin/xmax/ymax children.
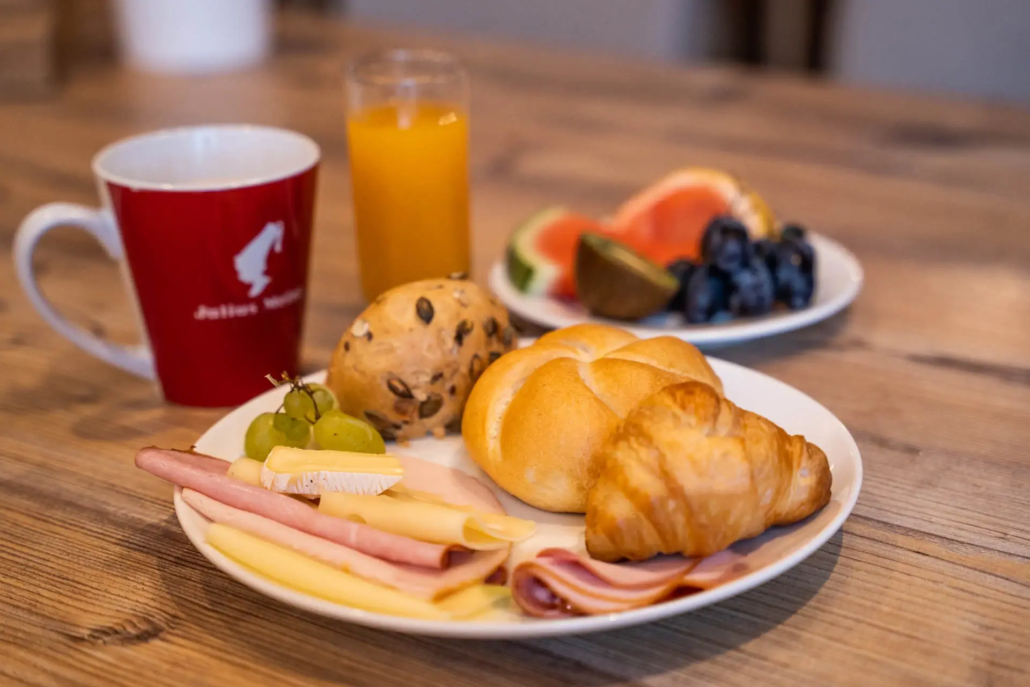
<box><xmin>829</xmin><ymin>0</ymin><xmax>1030</xmax><ymax>102</ymax></box>
<box><xmin>342</xmin><ymin>0</ymin><xmax>1030</xmax><ymax>103</ymax></box>
<box><xmin>5</xmin><ymin>0</ymin><xmax>1029</xmax><ymax>103</ymax></box>
<box><xmin>345</xmin><ymin>0</ymin><xmax>727</xmax><ymax>62</ymax></box>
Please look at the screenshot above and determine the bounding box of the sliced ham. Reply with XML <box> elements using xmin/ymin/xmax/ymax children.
<box><xmin>543</xmin><ymin>548</ymin><xmax>698</xmax><ymax>588</ymax></box>
<box><xmin>182</xmin><ymin>489</ymin><xmax>506</xmax><ymax>601</ymax></box>
<box><xmin>154</xmin><ymin>448</ymin><xmax>232</xmax><ymax>476</ymax></box>
<box><xmin>511</xmin><ymin>548</ymin><xmax>700</xmax><ymax>618</ymax></box>
<box><xmin>136</xmin><ymin>447</ymin><xmax>452</xmax><ymax>569</ymax></box>
<box><xmin>513</xmin><ymin>504</ymin><xmax>840</xmax><ymax>617</ymax></box>
<box><xmin>394</xmin><ymin>455</ymin><xmax>503</xmax><ymax>514</ymax></box>
<box><xmin>678</xmin><ymin>548</ymin><xmax>753</xmax><ymax>590</ymax></box>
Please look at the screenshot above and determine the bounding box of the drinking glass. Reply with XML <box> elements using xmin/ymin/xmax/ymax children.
<box><xmin>345</xmin><ymin>49</ymin><xmax>471</xmax><ymax>301</ymax></box>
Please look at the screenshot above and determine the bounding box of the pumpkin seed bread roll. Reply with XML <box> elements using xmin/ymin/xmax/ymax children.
<box><xmin>326</xmin><ymin>276</ymin><xmax>516</xmax><ymax>442</ymax></box>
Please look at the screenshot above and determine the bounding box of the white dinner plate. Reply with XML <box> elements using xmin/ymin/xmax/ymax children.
<box><xmin>180</xmin><ymin>353</ymin><xmax>861</xmax><ymax>639</ymax></box>
<box><xmin>490</xmin><ymin>233</ymin><xmax>863</xmax><ymax>347</ymax></box>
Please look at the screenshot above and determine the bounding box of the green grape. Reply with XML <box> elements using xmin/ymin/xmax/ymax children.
<box><xmin>273</xmin><ymin>412</ymin><xmax>312</xmax><ymax>448</ymax></box>
<box><xmin>283</xmin><ymin>388</ymin><xmax>315</xmax><ymax>421</ymax></box>
<box><xmin>314</xmin><ymin>410</ymin><xmax>386</xmax><ymax>454</ymax></box>
<box><xmin>308</xmin><ymin>383</ymin><xmax>338</xmax><ymax>416</ymax></box>
<box><xmin>244</xmin><ymin>412</ymin><xmax>281</xmax><ymax>461</ymax></box>
<box><xmin>283</xmin><ymin>383</ymin><xmax>338</xmax><ymax>422</ymax></box>
<box><xmin>244</xmin><ymin>412</ymin><xmax>311</xmax><ymax>461</ymax></box>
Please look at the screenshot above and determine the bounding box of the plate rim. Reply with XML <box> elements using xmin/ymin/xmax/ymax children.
<box><xmin>490</xmin><ymin>232</ymin><xmax>864</xmax><ymax>346</ymax></box>
<box><xmin>180</xmin><ymin>359</ymin><xmax>863</xmax><ymax>639</ymax></box>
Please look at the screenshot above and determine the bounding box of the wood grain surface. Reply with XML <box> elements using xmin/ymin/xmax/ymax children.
<box><xmin>1</xmin><ymin>9</ymin><xmax>1029</xmax><ymax>687</ymax></box>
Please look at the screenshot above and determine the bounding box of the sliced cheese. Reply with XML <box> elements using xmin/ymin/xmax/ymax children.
<box><xmin>227</xmin><ymin>457</ymin><xmax>264</xmax><ymax>487</ymax></box>
<box><xmin>260</xmin><ymin>446</ymin><xmax>403</xmax><ymax>496</ymax></box>
<box><xmin>319</xmin><ymin>492</ymin><xmax>536</xmax><ymax>550</ymax></box>
<box><xmin>388</xmin><ymin>485</ymin><xmax>534</xmax><ymax>541</ymax></box>
<box><xmin>205</xmin><ymin>524</ymin><xmax>447</xmax><ymax>620</ymax></box>
<box><xmin>436</xmin><ymin>584</ymin><xmax>515</xmax><ymax>620</ymax></box>
<box><xmin>387</xmin><ymin>483</ymin><xmax>452</xmax><ymax>504</ymax></box>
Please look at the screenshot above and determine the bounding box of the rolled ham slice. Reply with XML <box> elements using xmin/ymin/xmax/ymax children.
<box><xmin>514</xmin><ymin>502</ymin><xmax>842</xmax><ymax>617</ymax></box>
<box><xmin>136</xmin><ymin>447</ymin><xmax>452</xmax><ymax>569</ymax></box>
<box><xmin>183</xmin><ymin>489</ymin><xmax>507</xmax><ymax>601</ymax></box>
<box><xmin>511</xmin><ymin>548</ymin><xmax>701</xmax><ymax>618</ymax></box>
<box><xmin>157</xmin><ymin>449</ymin><xmax>233</xmax><ymax>476</ymax></box>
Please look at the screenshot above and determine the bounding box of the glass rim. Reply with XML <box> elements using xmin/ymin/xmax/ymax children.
<box><xmin>346</xmin><ymin>48</ymin><xmax>466</xmax><ymax>86</ymax></box>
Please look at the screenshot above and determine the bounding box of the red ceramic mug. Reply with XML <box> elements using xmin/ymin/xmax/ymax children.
<box><xmin>13</xmin><ymin>125</ymin><xmax>319</xmax><ymax>407</ymax></box>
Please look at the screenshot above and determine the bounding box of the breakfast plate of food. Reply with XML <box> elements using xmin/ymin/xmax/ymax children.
<box><xmin>135</xmin><ymin>276</ymin><xmax>862</xmax><ymax>639</ymax></box>
<box><xmin>493</xmin><ymin>167</ymin><xmax>863</xmax><ymax>346</ymax></box>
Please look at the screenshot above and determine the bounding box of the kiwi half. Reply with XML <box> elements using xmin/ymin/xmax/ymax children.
<box><xmin>575</xmin><ymin>233</ymin><xmax>678</xmax><ymax>320</ymax></box>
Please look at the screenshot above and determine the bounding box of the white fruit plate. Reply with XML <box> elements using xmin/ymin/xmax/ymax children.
<box><xmin>491</xmin><ymin>233</ymin><xmax>863</xmax><ymax>348</ymax></box>
<box><xmin>181</xmin><ymin>356</ymin><xmax>861</xmax><ymax>639</ymax></box>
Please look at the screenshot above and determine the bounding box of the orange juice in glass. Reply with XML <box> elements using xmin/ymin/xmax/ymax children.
<box><xmin>346</xmin><ymin>50</ymin><xmax>471</xmax><ymax>301</ymax></box>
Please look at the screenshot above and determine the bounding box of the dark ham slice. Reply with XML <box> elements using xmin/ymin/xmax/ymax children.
<box><xmin>512</xmin><ymin>548</ymin><xmax>700</xmax><ymax>618</ymax></box>
<box><xmin>136</xmin><ymin>447</ymin><xmax>452</xmax><ymax>569</ymax></box>
<box><xmin>511</xmin><ymin>545</ymin><xmax>789</xmax><ymax>618</ymax></box>
<box><xmin>513</xmin><ymin>501</ymin><xmax>843</xmax><ymax>618</ymax></box>
<box><xmin>182</xmin><ymin>489</ymin><xmax>506</xmax><ymax>600</ymax></box>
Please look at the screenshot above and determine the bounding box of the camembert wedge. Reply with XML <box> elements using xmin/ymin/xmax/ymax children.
<box><xmin>260</xmin><ymin>447</ymin><xmax>403</xmax><ymax>496</ymax></box>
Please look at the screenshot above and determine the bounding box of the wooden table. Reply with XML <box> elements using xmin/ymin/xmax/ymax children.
<box><xmin>2</xmin><ymin>10</ymin><xmax>1028</xmax><ymax>687</ymax></box>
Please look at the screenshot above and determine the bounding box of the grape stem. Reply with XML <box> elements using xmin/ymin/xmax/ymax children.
<box><xmin>285</xmin><ymin>373</ymin><xmax>322</xmax><ymax>423</ymax></box>
<box><xmin>266</xmin><ymin>372</ymin><xmax>320</xmax><ymax>423</ymax></box>
<box><xmin>299</xmin><ymin>381</ymin><xmax>321</xmax><ymax>422</ymax></box>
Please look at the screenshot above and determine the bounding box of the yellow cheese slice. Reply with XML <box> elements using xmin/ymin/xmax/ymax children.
<box><xmin>261</xmin><ymin>447</ymin><xmax>403</xmax><ymax>496</ymax></box>
<box><xmin>436</xmin><ymin>584</ymin><xmax>515</xmax><ymax>620</ymax></box>
<box><xmin>385</xmin><ymin>483</ymin><xmax>450</xmax><ymax>503</ymax></box>
<box><xmin>226</xmin><ymin>457</ymin><xmax>264</xmax><ymax>487</ymax></box>
<box><xmin>387</xmin><ymin>485</ymin><xmax>535</xmax><ymax>541</ymax></box>
<box><xmin>206</xmin><ymin>525</ymin><xmax>514</xmax><ymax>621</ymax></box>
<box><xmin>205</xmin><ymin>524</ymin><xmax>447</xmax><ymax>620</ymax></box>
<box><xmin>318</xmin><ymin>492</ymin><xmax>536</xmax><ymax>550</ymax></box>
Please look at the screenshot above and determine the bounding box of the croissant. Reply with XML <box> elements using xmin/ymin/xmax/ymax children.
<box><xmin>585</xmin><ymin>381</ymin><xmax>832</xmax><ymax>562</ymax></box>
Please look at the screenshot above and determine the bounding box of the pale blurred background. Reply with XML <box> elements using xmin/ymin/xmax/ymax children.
<box><xmin>347</xmin><ymin>0</ymin><xmax>1030</xmax><ymax>103</ymax></box>
<box><xmin>345</xmin><ymin>0</ymin><xmax>1030</xmax><ymax>102</ymax></box>
<box><xmin>4</xmin><ymin>0</ymin><xmax>1029</xmax><ymax>103</ymax></box>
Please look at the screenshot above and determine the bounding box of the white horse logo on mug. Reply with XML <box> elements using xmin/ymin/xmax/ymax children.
<box><xmin>234</xmin><ymin>221</ymin><xmax>284</xmax><ymax>297</ymax></box>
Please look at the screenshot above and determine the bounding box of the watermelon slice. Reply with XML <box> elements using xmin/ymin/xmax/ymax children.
<box><xmin>609</xmin><ymin>168</ymin><xmax>776</xmax><ymax>266</ymax></box>
<box><xmin>506</xmin><ymin>207</ymin><xmax>604</xmax><ymax>298</ymax></box>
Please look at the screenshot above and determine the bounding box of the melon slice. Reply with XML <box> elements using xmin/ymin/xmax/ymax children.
<box><xmin>609</xmin><ymin>168</ymin><xmax>775</xmax><ymax>265</ymax></box>
<box><xmin>506</xmin><ymin>207</ymin><xmax>604</xmax><ymax>298</ymax></box>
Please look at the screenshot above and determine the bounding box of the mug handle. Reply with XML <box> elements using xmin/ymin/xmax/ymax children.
<box><xmin>13</xmin><ymin>202</ymin><xmax>156</xmax><ymax>380</ymax></box>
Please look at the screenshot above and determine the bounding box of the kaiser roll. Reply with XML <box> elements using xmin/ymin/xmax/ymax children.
<box><xmin>462</xmin><ymin>323</ymin><xmax>722</xmax><ymax>513</ymax></box>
